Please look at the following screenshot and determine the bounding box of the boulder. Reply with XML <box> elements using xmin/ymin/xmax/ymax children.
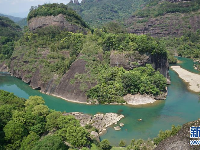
<box><xmin>114</xmin><ymin>126</ymin><xmax>121</xmax><ymax>131</ymax></box>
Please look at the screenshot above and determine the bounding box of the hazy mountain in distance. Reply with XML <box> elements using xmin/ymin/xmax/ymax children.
<box><xmin>16</xmin><ymin>18</ymin><xmax>27</xmax><ymax>28</ymax></box>
<box><xmin>0</xmin><ymin>13</ymin><xmax>22</xmax><ymax>22</ymax></box>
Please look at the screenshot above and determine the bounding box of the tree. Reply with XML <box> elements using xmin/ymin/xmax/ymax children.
<box><xmin>3</xmin><ymin>120</ymin><xmax>27</xmax><ymax>143</ymax></box>
<box><xmin>65</xmin><ymin>126</ymin><xmax>90</xmax><ymax>148</ymax></box>
<box><xmin>57</xmin><ymin>115</ymin><xmax>80</xmax><ymax>129</ymax></box>
<box><xmin>0</xmin><ymin>104</ymin><xmax>13</xmax><ymax>127</ymax></box>
<box><xmin>25</xmin><ymin>96</ymin><xmax>45</xmax><ymax>110</ymax></box>
<box><xmin>32</xmin><ymin>135</ymin><xmax>68</xmax><ymax>150</ymax></box>
<box><xmin>100</xmin><ymin>139</ymin><xmax>111</xmax><ymax>150</ymax></box>
<box><xmin>45</xmin><ymin>111</ymin><xmax>62</xmax><ymax>131</ymax></box>
<box><xmin>32</xmin><ymin>104</ymin><xmax>49</xmax><ymax>117</ymax></box>
<box><xmin>20</xmin><ymin>132</ymin><xmax>40</xmax><ymax>150</ymax></box>
<box><xmin>119</xmin><ymin>140</ymin><xmax>126</xmax><ymax>147</ymax></box>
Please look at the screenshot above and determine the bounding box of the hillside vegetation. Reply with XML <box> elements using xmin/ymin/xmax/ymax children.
<box><xmin>0</xmin><ymin>16</ymin><xmax>22</xmax><ymax>60</ymax></box>
<box><xmin>0</xmin><ymin>90</ymin><xmax>181</xmax><ymax>150</ymax></box>
<box><xmin>124</xmin><ymin>0</ymin><xmax>200</xmax><ymax>65</ymax></box>
<box><xmin>11</xmin><ymin>25</ymin><xmax>167</xmax><ymax>104</ymax></box>
<box><xmin>126</xmin><ymin>0</ymin><xmax>200</xmax><ymax>37</ymax></box>
<box><xmin>28</xmin><ymin>3</ymin><xmax>89</xmax><ymax>28</ymax></box>
<box><xmin>135</xmin><ymin>0</ymin><xmax>200</xmax><ymax>18</ymax></box>
<box><xmin>16</xmin><ymin>18</ymin><xmax>27</xmax><ymax>28</ymax></box>
<box><xmin>0</xmin><ymin>90</ymin><xmax>91</xmax><ymax>149</ymax></box>
<box><xmin>0</xmin><ymin>13</ymin><xmax>23</xmax><ymax>22</ymax></box>
<box><xmin>68</xmin><ymin>0</ymin><xmax>151</xmax><ymax>27</ymax></box>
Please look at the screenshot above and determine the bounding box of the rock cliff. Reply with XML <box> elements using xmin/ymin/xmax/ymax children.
<box><xmin>64</xmin><ymin>112</ymin><xmax>124</xmax><ymax>135</ymax></box>
<box><xmin>28</xmin><ymin>14</ymin><xmax>86</xmax><ymax>33</ymax></box>
<box><xmin>154</xmin><ymin>119</ymin><xmax>200</xmax><ymax>150</ymax></box>
<box><xmin>110</xmin><ymin>51</ymin><xmax>169</xmax><ymax>78</ymax></box>
<box><xmin>125</xmin><ymin>7</ymin><xmax>200</xmax><ymax>37</ymax></box>
<box><xmin>0</xmin><ymin>62</ymin><xmax>8</xmax><ymax>72</ymax></box>
<box><xmin>9</xmin><ymin>53</ymin><xmax>92</xmax><ymax>103</ymax></box>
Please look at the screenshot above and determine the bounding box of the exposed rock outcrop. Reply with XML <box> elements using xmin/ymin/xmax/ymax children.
<box><xmin>0</xmin><ymin>62</ymin><xmax>8</xmax><ymax>72</ymax></box>
<box><xmin>10</xmin><ymin>52</ymin><xmax>94</xmax><ymax>103</ymax></box>
<box><xmin>63</xmin><ymin>112</ymin><xmax>124</xmax><ymax>136</ymax></box>
<box><xmin>90</xmin><ymin>131</ymin><xmax>99</xmax><ymax>142</ymax></box>
<box><xmin>28</xmin><ymin>14</ymin><xmax>86</xmax><ymax>33</ymax></box>
<box><xmin>53</xmin><ymin>57</ymin><xmax>95</xmax><ymax>103</ymax></box>
<box><xmin>154</xmin><ymin>119</ymin><xmax>200</xmax><ymax>150</ymax></box>
<box><xmin>126</xmin><ymin>11</ymin><xmax>200</xmax><ymax>37</ymax></box>
<box><xmin>166</xmin><ymin>0</ymin><xmax>191</xmax><ymax>2</ymax></box>
<box><xmin>110</xmin><ymin>51</ymin><xmax>169</xmax><ymax>78</ymax></box>
<box><xmin>114</xmin><ymin>126</ymin><xmax>121</xmax><ymax>131</ymax></box>
<box><xmin>110</xmin><ymin>51</ymin><xmax>150</xmax><ymax>70</ymax></box>
<box><xmin>123</xmin><ymin>94</ymin><xmax>157</xmax><ymax>105</ymax></box>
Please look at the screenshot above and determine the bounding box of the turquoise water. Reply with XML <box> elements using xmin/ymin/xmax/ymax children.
<box><xmin>0</xmin><ymin>57</ymin><xmax>200</xmax><ymax>145</ymax></box>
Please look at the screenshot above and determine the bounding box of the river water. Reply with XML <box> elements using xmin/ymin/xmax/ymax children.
<box><xmin>0</xmin><ymin>57</ymin><xmax>200</xmax><ymax>145</ymax></box>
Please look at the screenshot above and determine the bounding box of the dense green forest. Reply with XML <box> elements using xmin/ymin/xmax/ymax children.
<box><xmin>163</xmin><ymin>30</ymin><xmax>200</xmax><ymax>68</ymax></box>
<box><xmin>135</xmin><ymin>0</ymin><xmax>200</xmax><ymax>18</ymax></box>
<box><xmin>0</xmin><ymin>90</ymin><xmax>91</xmax><ymax>149</ymax></box>
<box><xmin>0</xmin><ymin>90</ymin><xmax>181</xmax><ymax>150</ymax></box>
<box><xmin>68</xmin><ymin>0</ymin><xmax>151</xmax><ymax>27</ymax></box>
<box><xmin>0</xmin><ymin>16</ymin><xmax>22</xmax><ymax>60</ymax></box>
<box><xmin>28</xmin><ymin>3</ymin><xmax>89</xmax><ymax>28</ymax></box>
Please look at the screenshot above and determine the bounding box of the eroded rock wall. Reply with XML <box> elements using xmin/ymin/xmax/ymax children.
<box><xmin>126</xmin><ymin>11</ymin><xmax>200</xmax><ymax>37</ymax></box>
<box><xmin>110</xmin><ymin>51</ymin><xmax>169</xmax><ymax>78</ymax></box>
<box><xmin>28</xmin><ymin>14</ymin><xmax>86</xmax><ymax>33</ymax></box>
<box><xmin>9</xmin><ymin>53</ymin><xmax>94</xmax><ymax>103</ymax></box>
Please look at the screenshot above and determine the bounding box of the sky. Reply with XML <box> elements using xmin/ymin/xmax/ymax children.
<box><xmin>0</xmin><ymin>0</ymin><xmax>77</xmax><ymax>18</ymax></box>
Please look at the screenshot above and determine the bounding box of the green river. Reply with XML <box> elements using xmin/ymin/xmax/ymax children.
<box><xmin>0</xmin><ymin>57</ymin><xmax>200</xmax><ymax>145</ymax></box>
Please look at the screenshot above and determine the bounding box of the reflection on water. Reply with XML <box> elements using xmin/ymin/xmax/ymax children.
<box><xmin>0</xmin><ymin>57</ymin><xmax>200</xmax><ymax>145</ymax></box>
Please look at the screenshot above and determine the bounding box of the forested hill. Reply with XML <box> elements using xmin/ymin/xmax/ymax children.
<box><xmin>125</xmin><ymin>0</ymin><xmax>200</xmax><ymax>37</ymax></box>
<box><xmin>68</xmin><ymin>0</ymin><xmax>151</xmax><ymax>27</ymax></box>
<box><xmin>0</xmin><ymin>16</ymin><xmax>22</xmax><ymax>60</ymax></box>
<box><xmin>27</xmin><ymin>3</ymin><xmax>89</xmax><ymax>30</ymax></box>
<box><xmin>0</xmin><ymin>16</ymin><xmax>21</xmax><ymax>38</ymax></box>
<box><xmin>0</xmin><ymin>13</ymin><xmax>22</xmax><ymax>22</ymax></box>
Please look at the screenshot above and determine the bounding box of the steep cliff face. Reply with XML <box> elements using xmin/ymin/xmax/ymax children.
<box><xmin>126</xmin><ymin>11</ymin><xmax>200</xmax><ymax>37</ymax></box>
<box><xmin>9</xmin><ymin>53</ymin><xmax>94</xmax><ymax>103</ymax></box>
<box><xmin>0</xmin><ymin>62</ymin><xmax>8</xmax><ymax>72</ymax></box>
<box><xmin>110</xmin><ymin>51</ymin><xmax>169</xmax><ymax>78</ymax></box>
<box><xmin>125</xmin><ymin>2</ymin><xmax>200</xmax><ymax>37</ymax></box>
<box><xmin>53</xmin><ymin>57</ymin><xmax>95</xmax><ymax>103</ymax></box>
<box><xmin>28</xmin><ymin>14</ymin><xmax>86</xmax><ymax>33</ymax></box>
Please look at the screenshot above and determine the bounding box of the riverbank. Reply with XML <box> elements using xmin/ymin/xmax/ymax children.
<box><xmin>63</xmin><ymin>112</ymin><xmax>124</xmax><ymax>140</ymax></box>
<box><xmin>171</xmin><ymin>66</ymin><xmax>200</xmax><ymax>92</ymax></box>
<box><xmin>53</xmin><ymin>93</ymin><xmax>160</xmax><ymax>106</ymax></box>
<box><xmin>1</xmin><ymin>58</ymin><xmax>200</xmax><ymax>146</ymax></box>
<box><xmin>123</xmin><ymin>94</ymin><xmax>157</xmax><ymax>105</ymax></box>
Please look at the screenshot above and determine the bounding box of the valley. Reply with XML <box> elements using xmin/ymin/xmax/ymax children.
<box><xmin>1</xmin><ymin>0</ymin><xmax>200</xmax><ymax>149</ymax></box>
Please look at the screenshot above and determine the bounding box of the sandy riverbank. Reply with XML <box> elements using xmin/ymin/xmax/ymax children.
<box><xmin>171</xmin><ymin>66</ymin><xmax>200</xmax><ymax>92</ymax></box>
<box><xmin>123</xmin><ymin>94</ymin><xmax>157</xmax><ymax>105</ymax></box>
<box><xmin>48</xmin><ymin>93</ymin><xmax>158</xmax><ymax>106</ymax></box>
<box><xmin>50</xmin><ymin>94</ymin><xmax>89</xmax><ymax>104</ymax></box>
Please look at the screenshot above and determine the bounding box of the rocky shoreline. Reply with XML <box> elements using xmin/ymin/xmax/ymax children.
<box><xmin>63</xmin><ymin>112</ymin><xmax>124</xmax><ymax>141</ymax></box>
